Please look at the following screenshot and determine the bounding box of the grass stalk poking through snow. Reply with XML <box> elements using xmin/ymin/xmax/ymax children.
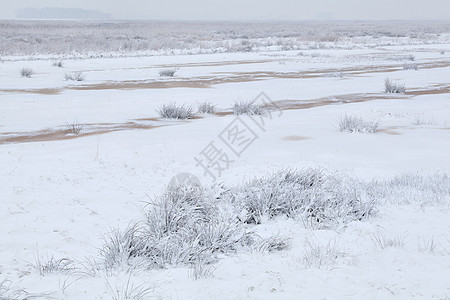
<box><xmin>372</xmin><ymin>234</ymin><xmax>406</xmax><ymax>249</ymax></box>
<box><xmin>52</xmin><ymin>60</ymin><xmax>64</xmax><ymax>67</ymax></box>
<box><xmin>302</xmin><ymin>238</ymin><xmax>349</xmax><ymax>269</ymax></box>
<box><xmin>31</xmin><ymin>256</ymin><xmax>74</xmax><ymax>276</ymax></box>
<box><xmin>66</xmin><ymin>120</ymin><xmax>85</xmax><ymax>135</ymax></box>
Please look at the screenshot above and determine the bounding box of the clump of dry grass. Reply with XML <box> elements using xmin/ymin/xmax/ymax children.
<box><xmin>159</xmin><ymin>69</ymin><xmax>177</xmax><ymax>77</ymax></box>
<box><xmin>31</xmin><ymin>256</ymin><xmax>74</xmax><ymax>276</ymax></box>
<box><xmin>384</xmin><ymin>78</ymin><xmax>406</xmax><ymax>93</ymax></box>
<box><xmin>232</xmin><ymin>100</ymin><xmax>265</xmax><ymax>115</ymax></box>
<box><xmin>66</xmin><ymin>120</ymin><xmax>85</xmax><ymax>135</ymax></box>
<box><xmin>65</xmin><ymin>72</ymin><xmax>85</xmax><ymax>81</ymax></box>
<box><xmin>338</xmin><ymin>115</ymin><xmax>380</xmax><ymax>133</ymax></box>
<box><xmin>157</xmin><ymin>103</ymin><xmax>196</xmax><ymax>119</ymax></box>
<box><xmin>197</xmin><ymin>102</ymin><xmax>217</xmax><ymax>114</ymax></box>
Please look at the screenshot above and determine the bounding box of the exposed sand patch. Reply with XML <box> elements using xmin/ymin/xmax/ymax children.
<box><xmin>1</xmin><ymin>59</ymin><xmax>449</xmax><ymax>95</ymax></box>
<box><xmin>0</xmin><ymin>88</ymin><xmax>62</xmax><ymax>95</ymax></box>
<box><xmin>77</xmin><ymin>59</ymin><xmax>278</xmax><ymax>73</ymax></box>
<box><xmin>0</xmin><ymin>122</ymin><xmax>164</xmax><ymax>145</ymax></box>
<box><xmin>274</xmin><ymin>93</ymin><xmax>407</xmax><ymax>112</ymax></box>
<box><xmin>406</xmin><ymin>84</ymin><xmax>450</xmax><ymax>96</ymax></box>
<box><xmin>1</xmin><ymin>84</ymin><xmax>448</xmax><ymax>145</ymax></box>
<box><xmin>282</xmin><ymin>135</ymin><xmax>311</xmax><ymax>141</ymax></box>
<box><xmin>379</xmin><ymin>129</ymin><xmax>403</xmax><ymax>135</ymax></box>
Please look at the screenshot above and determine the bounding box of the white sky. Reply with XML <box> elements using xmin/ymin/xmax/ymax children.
<box><xmin>1</xmin><ymin>0</ymin><xmax>449</xmax><ymax>20</ymax></box>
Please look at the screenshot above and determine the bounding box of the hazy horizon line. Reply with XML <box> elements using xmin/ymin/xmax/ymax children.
<box><xmin>2</xmin><ymin>18</ymin><xmax>450</xmax><ymax>22</ymax></box>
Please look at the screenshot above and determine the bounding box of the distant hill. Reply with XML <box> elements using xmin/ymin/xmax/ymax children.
<box><xmin>16</xmin><ymin>7</ymin><xmax>112</xmax><ymax>20</ymax></box>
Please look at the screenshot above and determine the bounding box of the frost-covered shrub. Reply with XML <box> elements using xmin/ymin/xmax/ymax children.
<box><xmin>226</xmin><ymin>169</ymin><xmax>374</xmax><ymax>228</ymax></box>
<box><xmin>100</xmin><ymin>224</ymin><xmax>147</xmax><ymax>270</ymax></box>
<box><xmin>403</xmin><ymin>63</ymin><xmax>418</xmax><ymax>70</ymax></box>
<box><xmin>98</xmin><ymin>169</ymin><xmax>449</xmax><ymax>271</ymax></box>
<box><xmin>158</xmin><ymin>69</ymin><xmax>177</xmax><ymax>77</ymax></box>
<box><xmin>101</xmin><ymin>184</ymin><xmax>254</xmax><ymax>269</ymax></box>
<box><xmin>20</xmin><ymin>67</ymin><xmax>33</xmax><ymax>78</ymax></box>
<box><xmin>227</xmin><ymin>169</ymin><xmax>323</xmax><ymax>224</ymax></box>
<box><xmin>64</xmin><ymin>72</ymin><xmax>85</xmax><ymax>81</ymax></box>
<box><xmin>232</xmin><ymin>100</ymin><xmax>265</xmax><ymax>115</ymax></box>
<box><xmin>366</xmin><ymin>173</ymin><xmax>450</xmax><ymax>206</ymax></box>
<box><xmin>197</xmin><ymin>102</ymin><xmax>217</xmax><ymax>114</ymax></box>
<box><xmin>338</xmin><ymin>115</ymin><xmax>380</xmax><ymax>133</ymax></box>
<box><xmin>157</xmin><ymin>103</ymin><xmax>196</xmax><ymax>119</ymax></box>
<box><xmin>384</xmin><ymin>78</ymin><xmax>406</xmax><ymax>93</ymax></box>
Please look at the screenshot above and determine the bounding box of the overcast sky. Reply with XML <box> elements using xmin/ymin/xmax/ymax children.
<box><xmin>1</xmin><ymin>0</ymin><xmax>449</xmax><ymax>20</ymax></box>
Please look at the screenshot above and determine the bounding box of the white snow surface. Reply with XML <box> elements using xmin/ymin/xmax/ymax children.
<box><xmin>1</xmin><ymin>38</ymin><xmax>450</xmax><ymax>299</ymax></box>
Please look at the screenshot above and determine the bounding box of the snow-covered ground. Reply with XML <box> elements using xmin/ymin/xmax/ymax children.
<box><xmin>1</xmin><ymin>26</ymin><xmax>450</xmax><ymax>299</ymax></box>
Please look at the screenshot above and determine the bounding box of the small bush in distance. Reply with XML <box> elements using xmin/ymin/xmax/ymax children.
<box><xmin>197</xmin><ymin>102</ymin><xmax>217</xmax><ymax>114</ymax></box>
<box><xmin>20</xmin><ymin>67</ymin><xmax>33</xmax><ymax>78</ymax></box>
<box><xmin>232</xmin><ymin>100</ymin><xmax>265</xmax><ymax>115</ymax></box>
<box><xmin>159</xmin><ymin>69</ymin><xmax>177</xmax><ymax>77</ymax></box>
<box><xmin>52</xmin><ymin>60</ymin><xmax>64</xmax><ymax>68</ymax></box>
<box><xmin>403</xmin><ymin>63</ymin><xmax>417</xmax><ymax>70</ymax></box>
